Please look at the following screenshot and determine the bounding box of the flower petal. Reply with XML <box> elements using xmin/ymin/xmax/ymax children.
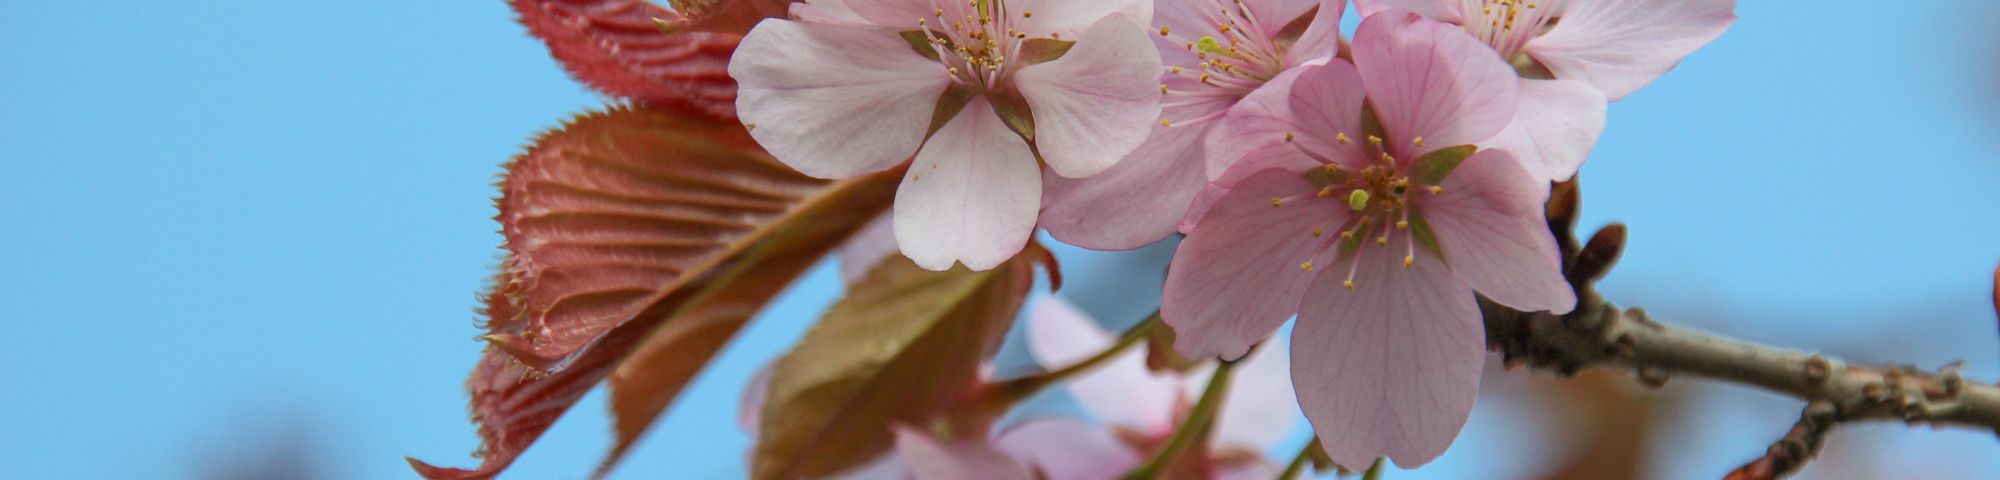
<box><xmin>1213</xmin><ymin>335</ymin><xmax>1300</xmax><ymax>452</ymax></box>
<box><xmin>1284</xmin><ymin>60</ymin><xmax>1374</xmax><ymax>171</ymax></box>
<box><xmin>1525</xmin><ymin>0</ymin><xmax>1736</xmax><ymax>101</ymax></box>
<box><xmin>844</xmin><ymin>0</ymin><xmax>970</xmax><ymax>30</ymax></box>
<box><xmin>1025</xmin><ymin>296</ymin><xmax>1183</xmax><ymax>432</ymax></box>
<box><xmin>837</xmin><ymin>213</ymin><xmax>900</xmax><ymax>284</ymax></box>
<box><xmin>829</xmin><ymin>454</ymin><xmax>914</xmax><ymax>480</ymax></box>
<box><xmin>1203</xmin><ymin>64</ymin><xmax>1316</xmax><ymax>180</ymax></box>
<box><xmin>1364</xmin><ymin>0</ymin><xmax>1465</xmax><ymax>22</ymax></box>
<box><xmin>1014</xmin><ymin>0</ymin><xmax>1153</xmax><ymax>39</ymax></box>
<box><xmin>1163</xmin><ymin>168</ymin><xmax>1345</xmax><ymax>360</ymax></box>
<box><xmin>1419</xmin><ymin>149</ymin><xmax>1574</xmax><ymax>313</ymax></box>
<box><xmin>1040</xmin><ymin>117</ymin><xmax>1212</xmax><ymax>251</ymax></box>
<box><xmin>732</xmin><ymin>20</ymin><xmax>952</xmax><ymax>179</ymax></box>
<box><xmin>1352</xmin><ymin>9</ymin><xmax>1517</xmax><ymax>154</ymax></box>
<box><xmin>1016</xmin><ymin>15</ymin><xmax>1165</xmax><ymax>178</ymax></box>
<box><xmin>893</xmin><ymin>426</ymin><xmax>1035</xmax><ymax>480</ymax></box>
<box><xmin>1283</xmin><ymin>0</ymin><xmax>1349</xmax><ymax>68</ymax></box>
<box><xmin>894</xmin><ymin>97</ymin><xmax>1041</xmax><ymax>271</ymax></box>
<box><xmin>792</xmin><ymin>0</ymin><xmax>878</xmax><ymax>27</ymax></box>
<box><xmin>993</xmin><ymin>418</ymin><xmax>1145</xmax><ymax>480</ymax></box>
<box><xmin>1475</xmin><ymin>77</ymin><xmax>1606</xmax><ymax>185</ymax></box>
<box><xmin>1293</xmin><ymin>238</ymin><xmax>1482</xmax><ymax>469</ymax></box>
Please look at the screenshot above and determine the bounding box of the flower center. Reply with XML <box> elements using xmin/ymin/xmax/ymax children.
<box><xmin>1460</xmin><ymin>0</ymin><xmax>1558</xmax><ymax>60</ymax></box>
<box><xmin>916</xmin><ymin>0</ymin><xmax>1032</xmax><ymax>90</ymax></box>
<box><xmin>1275</xmin><ymin>126</ymin><xmax>1449</xmax><ymax>288</ymax></box>
<box><xmin>1158</xmin><ymin>1</ymin><xmax>1296</xmax><ymax>97</ymax></box>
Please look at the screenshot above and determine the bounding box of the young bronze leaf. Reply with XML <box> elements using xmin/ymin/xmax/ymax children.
<box><xmin>512</xmin><ymin>0</ymin><xmax>786</xmax><ymax>119</ymax></box>
<box><xmin>594</xmin><ymin>170</ymin><xmax>895</xmax><ymax>478</ymax></box>
<box><xmin>408</xmin><ymin>104</ymin><xmax>899</xmax><ymax>480</ymax></box>
<box><xmin>751</xmin><ymin>252</ymin><xmax>1042</xmax><ymax>480</ymax></box>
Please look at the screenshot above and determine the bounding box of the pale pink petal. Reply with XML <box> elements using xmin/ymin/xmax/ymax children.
<box><xmin>1213</xmin><ymin>335</ymin><xmax>1299</xmax><ymax>452</ymax></box>
<box><xmin>1284</xmin><ymin>60</ymin><xmax>1373</xmax><ymax>170</ymax></box>
<box><xmin>737</xmin><ymin>364</ymin><xmax>774</xmax><ymax>434</ymax></box>
<box><xmin>1293</xmin><ymin>238</ymin><xmax>1483</xmax><ymax>470</ymax></box>
<box><xmin>1026</xmin><ymin>296</ymin><xmax>1184</xmax><ymax>432</ymax></box>
<box><xmin>830</xmin><ymin>454</ymin><xmax>915</xmax><ymax>480</ymax></box>
<box><xmin>732</xmin><ymin>20</ymin><xmax>952</xmax><ymax>179</ymax></box>
<box><xmin>1203</xmin><ymin>65</ymin><xmax>1316</xmax><ymax>179</ymax></box>
<box><xmin>844</xmin><ymin>0</ymin><xmax>971</xmax><ymax>30</ymax></box>
<box><xmin>894</xmin><ymin>97</ymin><xmax>1041</xmax><ymax>271</ymax></box>
<box><xmin>1418</xmin><ymin>149</ymin><xmax>1574</xmax><ymax>313</ymax></box>
<box><xmin>1040</xmin><ymin>115</ymin><xmax>1214</xmax><ymax>250</ymax></box>
<box><xmin>1475</xmin><ymin>77</ymin><xmax>1606</xmax><ymax>185</ymax></box>
<box><xmin>1352</xmin><ymin>9</ymin><xmax>1516</xmax><ymax>153</ymax></box>
<box><xmin>994</xmin><ymin>418</ymin><xmax>1145</xmax><ymax>480</ymax></box>
<box><xmin>1525</xmin><ymin>0</ymin><xmax>1736</xmax><ymax>101</ymax></box>
<box><xmin>1163</xmin><ymin>169</ymin><xmax>1345</xmax><ymax>360</ymax></box>
<box><xmin>1246</xmin><ymin>0</ymin><xmax>1323</xmax><ymax>39</ymax></box>
<box><xmin>1351</xmin><ymin>0</ymin><xmax>1395</xmax><ymax>17</ymax></box>
<box><xmin>1013</xmin><ymin>0</ymin><xmax>1153</xmax><ymax>39</ymax></box>
<box><xmin>1282</xmin><ymin>0</ymin><xmax>1348</xmax><ymax>68</ymax></box>
<box><xmin>792</xmin><ymin>0</ymin><xmax>877</xmax><ymax>27</ymax></box>
<box><xmin>1016</xmin><ymin>15</ymin><xmax>1165</xmax><ymax>178</ymax></box>
<box><xmin>1366</xmin><ymin>0</ymin><xmax>1465</xmax><ymax>22</ymax></box>
<box><xmin>893</xmin><ymin>426</ymin><xmax>1036</xmax><ymax>480</ymax></box>
<box><xmin>838</xmin><ymin>213</ymin><xmax>900</xmax><ymax>284</ymax></box>
<box><xmin>1177</xmin><ymin>183</ymin><xmax>1230</xmax><ymax>235</ymax></box>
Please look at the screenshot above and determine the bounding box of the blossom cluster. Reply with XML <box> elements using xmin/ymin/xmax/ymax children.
<box><xmin>732</xmin><ymin>0</ymin><xmax>1733</xmax><ymax>472</ymax></box>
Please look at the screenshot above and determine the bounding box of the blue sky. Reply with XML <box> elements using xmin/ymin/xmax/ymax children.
<box><xmin>3</xmin><ymin>1</ymin><xmax>1999</xmax><ymax>479</ymax></box>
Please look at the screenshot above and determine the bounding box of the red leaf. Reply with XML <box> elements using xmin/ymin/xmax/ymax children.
<box><xmin>512</xmin><ymin>0</ymin><xmax>788</xmax><ymax>119</ymax></box>
<box><xmin>408</xmin><ymin>104</ymin><xmax>899</xmax><ymax>480</ymax></box>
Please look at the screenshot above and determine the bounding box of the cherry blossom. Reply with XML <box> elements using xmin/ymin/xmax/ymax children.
<box><xmin>731</xmin><ymin>0</ymin><xmax>1163</xmax><ymax>270</ymax></box>
<box><xmin>1360</xmin><ymin>0</ymin><xmax>1736</xmax><ymax>183</ymax></box>
<box><xmin>1021</xmin><ymin>296</ymin><xmax>1299</xmax><ymax>480</ymax></box>
<box><xmin>1040</xmin><ymin>0</ymin><xmax>1346</xmax><ymax>250</ymax></box>
<box><xmin>1162</xmin><ymin>10</ymin><xmax>1574</xmax><ymax>469</ymax></box>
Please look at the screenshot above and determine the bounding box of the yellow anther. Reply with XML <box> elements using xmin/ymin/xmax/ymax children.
<box><xmin>1312</xmin><ymin>226</ymin><xmax>1323</xmax><ymax>237</ymax></box>
<box><xmin>1367</xmin><ymin>135</ymin><xmax>1383</xmax><ymax>144</ymax></box>
<box><xmin>1023</xmin><ymin>11</ymin><xmax>1033</xmax><ymax>17</ymax></box>
<box><xmin>1271</xmin><ymin>197</ymin><xmax>1284</xmax><ymax>207</ymax></box>
<box><xmin>1300</xmin><ymin>262</ymin><xmax>1314</xmax><ymax>270</ymax></box>
<box><xmin>1377</xmin><ymin>236</ymin><xmax>1388</xmax><ymax>246</ymax></box>
<box><xmin>1430</xmin><ymin>186</ymin><xmax>1443</xmax><ymax>194</ymax></box>
<box><xmin>1218</xmin><ymin>25</ymin><xmax>1232</xmax><ymax>33</ymax></box>
<box><xmin>1161</xmin><ymin>85</ymin><xmax>1170</xmax><ymax>94</ymax></box>
<box><xmin>1285</xmin><ymin>131</ymin><xmax>1295</xmax><ymax>142</ymax></box>
<box><xmin>1413</xmin><ymin>137</ymin><xmax>1425</xmax><ymax>147</ymax></box>
<box><xmin>1161</xmin><ymin>27</ymin><xmax>1171</xmax><ymax>36</ymax></box>
<box><xmin>1170</xmin><ymin>66</ymin><xmax>1182</xmax><ymax>73</ymax></box>
<box><xmin>949</xmin><ymin>67</ymin><xmax>959</xmax><ymax>74</ymax></box>
<box><xmin>1343</xmin><ymin>280</ymin><xmax>1356</xmax><ymax>290</ymax></box>
<box><xmin>1404</xmin><ymin>255</ymin><xmax>1414</xmax><ymax>268</ymax></box>
<box><xmin>1316</xmin><ymin>188</ymin><xmax>1332</xmax><ymax>198</ymax></box>
<box><xmin>1340</xmin><ymin>230</ymin><xmax>1355</xmax><ymax>239</ymax></box>
<box><xmin>1335</xmin><ymin>133</ymin><xmax>1349</xmax><ymax>144</ymax></box>
<box><xmin>1396</xmin><ymin>220</ymin><xmax>1409</xmax><ymax>230</ymax></box>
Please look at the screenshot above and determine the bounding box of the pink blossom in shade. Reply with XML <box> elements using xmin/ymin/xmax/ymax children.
<box><xmin>1162</xmin><ymin>10</ymin><xmax>1575</xmax><ymax>470</ymax></box>
<box><xmin>1038</xmin><ymin>0</ymin><xmax>1347</xmax><ymax>251</ymax></box>
<box><xmin>1362</xmin><ymin>0</ymin><xmax>1735</xmax><ymax>183</ymax></box>
<box><xmin>1022</xmin><ymin>296</ymin><xmax>1298</xmax><ymax>479</ymax></box>
<box><xmin>730</xmin><ymin>0</ymin><xmax>1162</xmax><ymax>271</ymax></box>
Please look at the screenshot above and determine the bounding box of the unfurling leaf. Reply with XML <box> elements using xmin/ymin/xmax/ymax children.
<box><xmin>408</xmin><ymin>104</ymin><xmax>900</xmax><ymax>480</ymax></box>
<box><xmin>751</xmin><ymin>248</ymin><xmax>1047</xmax><ymax>480</ymax></box>
<box><xmin>512</xmin><ymin>0</ymin><xmax>789</xmax><ymax>119</ymax></box>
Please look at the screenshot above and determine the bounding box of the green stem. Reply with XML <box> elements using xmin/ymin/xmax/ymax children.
<box><xmin>1119</xmin><ymin>358</ymin><xmax>1237</xmax><ymax>480</ymax></box>
<box><xmin>1275</xmin><ymin>440</ymin><xmax>1313</xmax><ymax>480</ymax></box>
<box><xmin>1361</xmin><ymin>458</ymin><xmax>1386</xmax><ymax>480</ymax></box>
<box><xmin>988</xmin><ymin>310</ymin><xmax>1161</xmax><ymax>404</ymax></box>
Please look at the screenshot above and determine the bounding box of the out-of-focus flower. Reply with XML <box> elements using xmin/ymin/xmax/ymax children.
<box><xmin>1040</xmin><ymin>0</ymin><xmax>1346</xmax><ymax>250</ymax></box>
<box><xmin>1359</xmin><ymin>0</ymin><xmax>1735</xmax><ymax>183</ymax></box>
<box><xmin>1021</xmin><ymin>296</ymin><xmax>1299</xmax><ymax>480</ymax></box>
<box><xmin>730</xmin><ymin>0</ymin><xmax>1162</xmax><ymax>271</ymax></box>
<box><xmin>1162</xmin><ymin>10</ymin><xmax>1574</xmax><ymax>469</ymax></box>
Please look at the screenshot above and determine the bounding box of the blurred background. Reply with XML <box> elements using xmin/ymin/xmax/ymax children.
<box><xmin>5</xmin><ymin>0</ymin><xmax>2000</xmax><ymax>478</ymax></box>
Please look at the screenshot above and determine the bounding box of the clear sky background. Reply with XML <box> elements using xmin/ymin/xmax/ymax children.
<box><xmin>4</xmin><ymin>1</ymin><xmax>2000</xmax><ymax>479</ymax></box>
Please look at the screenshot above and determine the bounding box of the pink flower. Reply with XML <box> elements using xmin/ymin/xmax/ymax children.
<box><xmin>1040</xmin><ymin>0</ymin><xmax>1346</xmax><ymax>250</ymax></box>
<box><xmin>1022</xmin><ymin>297</ymin><xmax>1299</xmax><ymax>480</ymax></box>
<box><xmin>1360</xmin><ymin>0</ymin><xmax>1736</xmax><ymax>183</ymax></box>
<box><xmin>1161</xmin><ymin>10</ymin><xmax>1574</xmax><ymax>469</ymax></box>
<box><xmin>730</xmin><ymin>0</ymin><xmax>1163</xmax><ymax>271</ymax></box>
